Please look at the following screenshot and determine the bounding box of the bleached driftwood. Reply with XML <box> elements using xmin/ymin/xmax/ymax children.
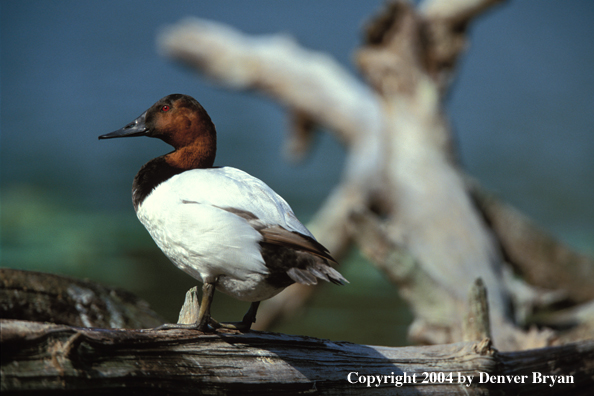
<box><xmin>3</xmin><ymin>318</ymin><xmax>593</xmax><ymax>395</ymax></box>
<box><xmin>158</xmin><ymin>0</ymin><xmax>594</xmax><ymax>351</ymax></box>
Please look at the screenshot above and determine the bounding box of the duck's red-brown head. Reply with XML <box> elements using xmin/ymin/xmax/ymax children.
<box><xmin>99</xmin><ymin>94</ymin><xmax>217</xmax><ymax>169</ymax></box>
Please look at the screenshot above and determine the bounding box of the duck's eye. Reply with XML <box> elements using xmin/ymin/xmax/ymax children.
<box><xmin>161</xmin><ymin>105</ymin><xmax>170</xmax><ymax>112</ymax></box>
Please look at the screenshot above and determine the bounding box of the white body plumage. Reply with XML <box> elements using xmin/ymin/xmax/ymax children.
<box><xmin>136</xmin><ymin>166</ymin><xmax>314</xmax><ymax>302</ymax></box>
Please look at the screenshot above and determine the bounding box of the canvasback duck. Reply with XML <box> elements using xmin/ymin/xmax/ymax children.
<box><xmin>99</xmin><ymin>94</ymin><xmax>347</xmax><ymax>331</ymax></box>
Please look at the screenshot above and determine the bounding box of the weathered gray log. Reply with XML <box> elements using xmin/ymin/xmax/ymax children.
<box><xmin>0</xmin><ymin>268</ymin><xmax>164</xmax><ymax>329</ymax></box>
<box><xmin>1</xmin><ymin>319</ymin><xmax>592</xmax><ymax>395</ymax></box>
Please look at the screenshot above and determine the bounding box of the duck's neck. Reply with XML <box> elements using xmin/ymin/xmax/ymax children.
<box><xmin>165</xmin><ymin>132</ymin><xmax>217</xmax><ymax>170</ymax></box>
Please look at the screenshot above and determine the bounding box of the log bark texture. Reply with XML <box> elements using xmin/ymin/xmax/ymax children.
<box><xmin>0</xmin><ymin>268</ymin><xmax>164</xmax><ymax>329</ymax></box>
<box><xmin>2</xmin><ymin>319</ymin><xmax>593</xmax><ymax>395</ymax></box>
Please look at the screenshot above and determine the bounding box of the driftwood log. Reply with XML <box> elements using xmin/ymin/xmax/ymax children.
<box><xmin>2</xmin><ymin>269</ymin><xmax>594</xmax><ymax>395</ymax></box>
<box><xmin>0</xmin><ymin>269</ymin><xmax>164</xmax><ymax>330</ymax></box>
<box><xmin>157</xmin><ymin>0</ymin><xmax>594</xmax><ymax>350</ymax></box>
<box><xmin>2</xmin><ymin>319</ymin><xmax>593</xmax><ymax>395</ymax></box>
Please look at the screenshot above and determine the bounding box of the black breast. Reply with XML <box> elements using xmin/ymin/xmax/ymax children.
<box><xmin>132</xmin><ymin>156</ymin><xmax>183</xmax><ymax>210</ymax></box>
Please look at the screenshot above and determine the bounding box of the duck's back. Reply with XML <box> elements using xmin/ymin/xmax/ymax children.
<box><xmin>160</xmin><ymin>167</ymin><xmax>311</xmax><ymax>233</ymax></box>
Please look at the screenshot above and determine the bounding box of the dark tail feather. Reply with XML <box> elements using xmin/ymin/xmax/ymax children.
<box><xmin>287</xmin><ymin>267</ymin><xmax>318</xmax><ymax>285</ymax></box>
<box><xmin>320</xmin><ymin>264</ymin><xmax>349</xmax><ymax>285</ymax></box>
<box><xmin>287</xmin><ymin>262</ymin><xmax>348</xmax><ymax>286</ymax></box>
